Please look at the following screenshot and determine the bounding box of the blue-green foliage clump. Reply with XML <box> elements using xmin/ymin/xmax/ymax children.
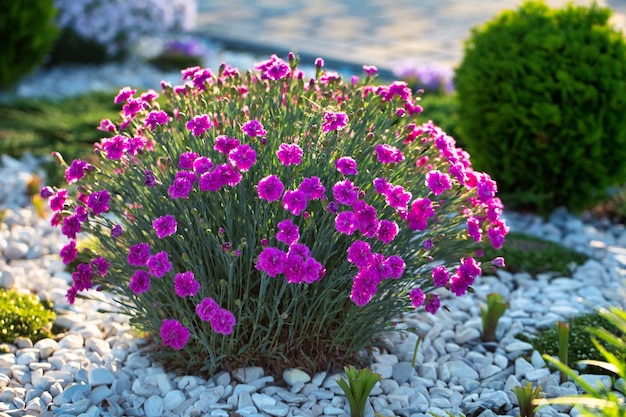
<box><xmin>454</xmin><ymin>0</ymin><xmax>626</xmax><ymax>215</ymax></box>
<box><xmin>0</xmin><ymin>0</ymin><xmax>59</xmax><ymax>89</ymax></box>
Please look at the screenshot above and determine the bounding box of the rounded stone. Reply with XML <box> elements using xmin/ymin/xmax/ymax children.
<box><xmin>144</xmin><ymin>395</ymin><xmax>164</xmax><ymax>417</ymax></box>
<box><xmin>282</xmin><ymin>368</ymin><xmax>311</xmax><ymax>386</ymax></box>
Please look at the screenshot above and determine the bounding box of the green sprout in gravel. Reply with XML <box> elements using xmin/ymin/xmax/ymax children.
<box><xmin>480</xmin><ymin>292</ymin><xmax>509</xmax><ymax>342</ymax></box>
<box><xmin>337</xmin><ymin>366</ymin><xmax>382</xmax><ymax>417</ymax></box>
<box><xmin>512</xmin><ymin>381</ymin><xmax>544</xmax><ymax>417</ymax></box>
<box><xmin>0</xmin><ymin>288</ymin><xmax>56</xmax><ymax>344</ymax></box>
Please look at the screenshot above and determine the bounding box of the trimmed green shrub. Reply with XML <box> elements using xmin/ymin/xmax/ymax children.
<box><xmin>0</xmin><ymin>288</ymin><xmax>57</xmax><ymax>344</ymax></box>
<box><xmin>454</xmin><ymin>0</ymin><xmax>626</xmax><ymax>215</ymax></box>
<box><xmin>0</xmin><ymin>0</ymin><xmax>59</xmax><ymax>89</ymax></box>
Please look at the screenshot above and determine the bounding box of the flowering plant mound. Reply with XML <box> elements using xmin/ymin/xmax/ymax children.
<box><xmin>44</xmin><ymin>54</ymin><xmax>508</xmax><ymax>376</ymax></box>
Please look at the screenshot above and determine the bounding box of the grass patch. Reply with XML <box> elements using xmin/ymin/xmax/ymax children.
<box><xmin>0</xmin><ymin>90</ymin><xmax>122</xmax><ymax>185</ymax></box>
<box><xmin>517</xmin><ymin>312</ymin><xmax>626</xmax><ymax>376</ymax></box>
<box><xmin>479</xmin><ymin>231</ymin><xmax>589</xmax><ymax>276</ymax></box>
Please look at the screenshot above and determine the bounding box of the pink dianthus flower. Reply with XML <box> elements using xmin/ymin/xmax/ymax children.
<box><xmin>196</xmin><ymin>297</ymin><xmax>219</xmax><ymax>321</ymax></box>
<box><xmin>87</xmin><ymin>190</ymin><xmax>111</xmax><ymax>215</ymax></box>
<box><xmin>255</xmin><ymin>246</ymin><xmax>287</xmax><ymax>277</ymax></box>
<box><xmin>193</xmin><ymin>156</ymin><xmax>214</xmax><ymax>174</ymax></box>
<box><xmin>407</xmin><ymin>198</ymin><xmax>435</xmax><ymax>231</ymax></box>
<box><xmin>174</xmin><ymin>271</ymin><xmax>201</xmax><ymax>298</ymax></box>
<box><xmin>91</xmin><ymin>257</ymin><xmax>110</xmax><ymax>277</ymax></box>
<box><xmin>425</xmin><ymin>294</ymin><xmax>441</xmax><ymax>314</ymax></box>
<box><xmin>363</xmin><ymin>65</ymin><xmax>378</xmax><ymax>76</ymax></box>
<box><xmin>350</xmin><ymin>270</ymin><xmax>378</xmax><ymax>306</ymax></box>
<box><xmin>332</xmin><ymin>180</ymin><xmax>359</xmax><ymax>206</ymax></box>
<box><xmin>385</xmin><ymin>255</ymin><xmax>405</xmax><ymax>279</ymax></box>
<box><xmin>375</xmin><ymin>144</ymin><xmax>404</xmax><ymax>164</ymax></box>
<box><xmin>129</xmin><ymin>270</ymin><xmax>150</xmax><ymax>294</ymax></box>
<box><xmin>179</xmin><ymin>151</ymin><xmax>199</xmax><ymax>170</ymax></box>
<box><xmin>335</xmin><ymin>157</ymin><xmax>358</xmax><ymax>175</ymax></box>
<box><xmin>128</xmin><ymin>242</ymin><xmax>151</xmax><ymax>266</ymax></box>
<box><xmin>476</xmin><ymin>173</ymin><xmax>498</xmax><ymax>203</ymax></box>
<box><xmin>97</xmin><ymin>118</ymin><xmax>117</xmax><ymax>132</ymax></box>
<box><xmin>322</xmin><ymin>111</ymin><xmax>349</xmax><ymax>132</ymax></box>
<box><xmin>49</xmin><ymin>189</ymin><xmax>68</xmax><ymax>212</ymax></box>
<box><xmin>265</xmin><ymin>58</ymin><xmax>291</xmax><ymax>80</ymax></box>
<box><xmin>347</xmin><ymin>240</ymin><xmax>373</xmax><ymax>269</ymax></box>
<box><xmin>114</xmin><ymin>87</ymin><xmax>136</xmax><ymax>104</ymax></box>
<box><xmin>100</xmin><ymin>135</ymin><xmax>128</xmax><ymax>160</ymax></box>
<box><xmin>229</xmin><ymin>144</ymin><xmax>257</xmax><ymax>171</ymax></box>
<box><xmin>72</xmin><ymin>263</ymin><xmax>93</xmax><ymax>291</ymax></box>
<box><xmin>282</xmin><ymin>189</ymin><xmax>307</xmax><ymax>215</ymax></box>
<box><xmin>210</xmin><ymin>308</ymin><xmax>236</xmax><ymax>335</ymax></box>
<box><xmin>257</xmin><ymin>175</ymin><xmax>284</xmax><ymax>202</ymax></box>
<box><xmin>467</xmin><ymin>216</ymin><xmax>482</xmax><ymax>242</ymax></box>
<box><xmin>487</xmin><ymin>220</ymin><xmax>509</xmax><ymax>250</ymax></box>
<box><xmin>186</xmin><ymin>114</ymin><xmax>212</xmax><ymax>136</ymax></box>
<box><xmin>276</xmin><ymin>143</ymin><xmax>303</xmax><ymax>166</ymax></box>
<box><xmin>160</xmin><ymin>319</ymin><xmax>190</xmax><ymax>350</ymax></box>
<box><xmin>147</xmin><ymin>251</ymin><xmax>172</xmax><ymax>278</ymax></box>
<box><xmin>276</xmin><ymin>219</ymin><xmax>300</xmax><ymax>245</ymax></box>
<box><xmin>302</xmin><ymin>256</ymin><xmax>325</xmax><ymax>284</ymax></box>
<box><xmin>61</xmin><ymin>214</ymin><xmax>82</xmax><ymax>239</ymax></box>
<box><xmin>153</xmin><ymin>215</ymin><xmax>177</xmax><ymax>239</ymax></box>
<box><xmin>426</xmin><ymin>170</ymin><xmax>452</xmax><ymax>196</ymax></box>
<box><xmin>410</xmin><ymin>288</ymin><xmax>425</xmax><ymax>309</ymax></box>
<box><xmin>242</xmin><ymin>120</ymin><xmax>267</xmax><ymax>137</ymax></box>
<box><xmin>335</xmin><ymin>211</ymin><xmax>358</xmax><ymax>235</ymax></box>
<box><xmin>65</xmin><ymin>160</ymin><xmax>93</xmax><ymax>184</ymax></box>
<box><xmin>122</xmin><ymin>98</ymin><xmax>146</xmax><ymax>119</ymax></box>
<box><xmin>384</xmin><ymin>185</ymin><xmax>412</xmax><ymax>212</ymax></box>
<box><xmin>168</xmin><ymin>171</ymin><xmax>197</xmax><ymax>199</ymax></box>
<box><xmin>298</xmin><ymin>176</ymin><xmax>326</xmax><ymax>200</ymax></box>
<box><xmin>214</xmin><ymin>135</ymin><xmax>241</xmax><ymax>154</ymax></box>
<box><xmin>144</xmin><ymin>110</ymin><xmax>169</xmax><ymax>131</ymax></box>
<box><xmin>377</xmin><ymin>219</ymin><xmax>399</xmax><ymax>244</ymax></box>
<box><xmin>432</xmin><ymin>265</ymin><xmax>450</xmax><ymax>287</ymax></box>
<box><xmin>59</xmin><ymin>240</ymin><xmax>77</xmax><ymax>264</ymax></box>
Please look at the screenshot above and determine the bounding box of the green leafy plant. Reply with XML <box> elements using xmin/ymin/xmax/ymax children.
<box><xmin>556</xmin><ymin>320</ymin><xmax>569</xmax><ymax>384</ymax></box>
<box><xmin>480</xmin><ymin>292</ymin><xmax>509</xmax><ymax>342</ymax></box>
<box><xmin>519</xmin><ymin>311</ymin><xmax>625</xmax><ymax>375</ymax></box>
<box><xmin>478</xmin><ymin>231</ymin><xmax>588</xmax><ymax>276</ymax></box>
<box><xmin>337</xmin><ymin>366</ymin><xmax>382</xmax><ymax>417</ymax></box>
<box><xmin>0</xmin><ymin>90</ymin><xmax>129</xmax><ymax>186</ymax></box>
<box><xmin>512</xmin><ymin>381</ymin><xmax>544</xmax><ymax>417</ymax></box>
<box><xmin>537</xmin><ymin>306</ymin><xmax>626</xmax><ymax>417</ymax></box>
<box><xmin>0</xmin><ymin>0</ymin><xmax>59</xmax><ymax>89</ymax></box>
<box><xmin>455</xmin><ymin>0</ymin><xmax>626</xmax><ymax>215</ymax></box>
<box><xmin>43</xmin><ymin>54</ymin><xmax>508</xmax><ymax>377</ymax></box>
<box><xmin>0</xmin><ymin>288</ymin><xmax>56</xmax><ymax>344</ymax></box>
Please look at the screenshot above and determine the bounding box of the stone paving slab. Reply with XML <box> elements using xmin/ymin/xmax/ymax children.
<box><xmin>196</xmin><ymin>0</ymin><xmax>626</xmax><ymax>73</ymax></box>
